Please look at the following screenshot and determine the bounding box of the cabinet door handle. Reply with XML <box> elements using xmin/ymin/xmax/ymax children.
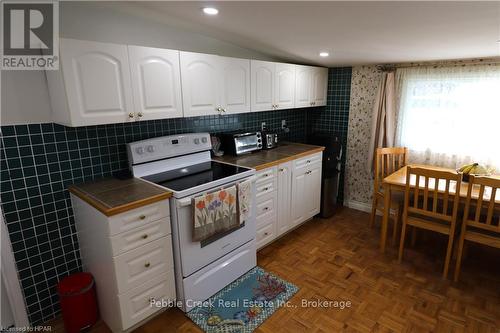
<box><xmin>306</xmin><ymin>170</ymin><xmax>312</xmax><ymax>175</ymax></box>
<box><xmin>307</xmin><ymin>160</ymin><xmax>311</xmax><ymax>164</ymax></box>
<box><xmin>137</xmin><ymin>112</ymin><xmax>143</xmax><ymax>118</ymax></box>
<box><xmin>279</xmin><ymin>168</ymin><xmax>285</xmax><ymax>172</ymax></box>
<box><xmin>128</xmin><ymin>113</ymin><xmax>135</xmax><ymax>118</ymax></box>
<box><xmin>275</xmin><ymin>104</ymin><xmax>279</xmax><ymax>108</ymax></box>
<box><xmin>142</xmin><ymin>234</ymin><xmax>148</xmax><ymax>239</ymax></box>
<box><xmin>144</xmin><ymin>262</ymin><xmax>151</xmax><ymax>268</ymax></box>
<box><xmin>139</xmin><ymin>215</ymin><xmax>146</xmax><ymax>220</ymax></box>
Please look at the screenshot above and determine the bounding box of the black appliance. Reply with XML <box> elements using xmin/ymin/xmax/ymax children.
<box><xmin>308</xmin><ymin>133</ymin><xmax>343</xmax><ymax>218</ymax></box>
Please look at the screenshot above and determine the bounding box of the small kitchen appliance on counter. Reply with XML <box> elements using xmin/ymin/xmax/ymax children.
<box><xmin>220</xmin><ymin>131</ymin><xmax>262</xmax><ymax>155</ymax></box>
<box><xmin>262</xmin><ymin>132</ymin><xmax>278</xmax><ymax>150</ymax></box>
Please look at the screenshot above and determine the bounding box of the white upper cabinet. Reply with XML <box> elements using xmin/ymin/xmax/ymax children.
<box><xmin>275</xmin><ymin>63</ymin><xmax>296</xmax><ymax>110</ymax></box>
<box><xmin>48</xmin><ymin>39</ymin><xmax>328</xmax><ymax>126</ymax></box>
<box><xmin>251</xmin><ymin>60</ymin><xmax>275</xmax><ymax>112</ymax></box>
<box><xmin>295</xmin><ymin>65</ymin><xmax>313</xmax><ymax>108</ymax></box>
<box><xmin>311</xmin><ymin>67</ymin><xmax>328</xmax><ymax>106</ymax></box>
<box><xmin>251</xmin><ymin>60</ymin><xmax>297</xmax><ymax>112</ymax></box>
<box><xmin>221</xmin><ymin>57</ymin><xmax>251</xmax><ymax>114</ymax></box>
<box><xmin>295</xmin><ymin>66</ymin><xmax>328</xmax><ymax>107</ymax></box>
<box><xmin>180</xmin><ymin>51</ymin><xmax>222</xmax><ymax>117</ymax></box>
<box><xmin>128</xmin><ymin>46</ymin><xmax>183</xmax><ymax>121</ymax></box>
<box><xmin>48</xmin><ymin>38</ymin><xmax>135</xmax><ymax>126</ymax></box>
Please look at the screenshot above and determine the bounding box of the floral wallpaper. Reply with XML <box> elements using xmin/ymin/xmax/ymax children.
<box><xmin>344</xmin><ymin>66</ymin><xmax>383</xmax><ymax>206</ymax></box>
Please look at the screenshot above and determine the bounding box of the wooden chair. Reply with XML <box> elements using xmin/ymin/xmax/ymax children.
<box><xmin>370</xmin><ymin>147</ymin><xmax>408</xmax><ymax>243</ymax></box>
<box><xmin>454</xmin><ymin>175</ymin><xmax>500</xmax><ymax>282</ymax></box>
<box><xmin>398</xmin><ymin>166</ymin><xmax>462</xmax><ymax>279</ymax></box>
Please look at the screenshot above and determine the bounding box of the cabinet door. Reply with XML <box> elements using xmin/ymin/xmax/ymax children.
<box><xmin>290</xmin><ymin>169</ymin><xmax>307</xmax><ymax>227</ymax></box>
<box><xmin>304</xmin><ymin>164</ymin><xmax>322</xmax><ymax>218</ymax></box>
<box><xmin>221</xmin><ymin>57</ymin><xmax>251</xmax><ymax>114</ymax></box>
<box><xmin>128</xmin><ymin>46</ymin><xmax>183</xmax><ymax>121</ymax></box>
<box><xmin>251</xmin><ymin>60</ymin><xmax>275</xmax><ymax>112</ymax></box>
<box><xmin>311</xmin><ymin>67</ymin><xmax>328</xmax><ymax>106</ymax></box>
<box><xmin>60</xmin><ymin>38</ymin><xmax>135</xmax><ymax>126</ymax></box>
<box><xmin>295</xmin><ymin>65</ymin><xmax>313</xmax><ymax>108</ymax></box>
<box><xmin>180</xmin><ymin>51</ymin><xmax>222</xmax><ymax>117</ymax></box>
<box><xmin>277</xmin><ymin>161</ymin><xmax>293</xmax><ymax>236</ymax></box>
<box><xmin>275</xmin><ymin>63</ymin><xmax>295</xmax><ymax>110</ymax></box>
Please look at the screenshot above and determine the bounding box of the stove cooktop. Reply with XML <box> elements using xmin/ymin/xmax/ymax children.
<box><xmin>142</xmin><ymin>161</ymin><xmax>252</xmax><ymax>192</ymax></box>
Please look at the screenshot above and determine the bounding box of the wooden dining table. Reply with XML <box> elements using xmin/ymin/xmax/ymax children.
<box><xmin>380</xmin><ymin>164</ymin><xmax>500</xmax><ymax>253</ymax></box>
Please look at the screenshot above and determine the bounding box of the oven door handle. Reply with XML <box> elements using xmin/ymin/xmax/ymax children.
<box><xmin>177</xmin><ymin>198</ymin><xmax>192</xmax><ymax>208</ymax></box>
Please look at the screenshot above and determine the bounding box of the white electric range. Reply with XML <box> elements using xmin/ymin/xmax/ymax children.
<box><xmin>127</xmin><ymin>133</ymin><xmax>257</xmax><ymax>312</ymax></box>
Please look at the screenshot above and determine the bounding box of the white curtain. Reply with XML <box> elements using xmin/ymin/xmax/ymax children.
<box><xmin>395</xmin><ymin>63</ymin><xmax>500</xmax><ymax>173</ymax></box>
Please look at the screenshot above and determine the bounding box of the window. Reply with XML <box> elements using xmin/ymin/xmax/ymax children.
<box><xmin>396</xmin><ymin>64</ymin><xmax>500</xmax><ymax>172</ymax></box>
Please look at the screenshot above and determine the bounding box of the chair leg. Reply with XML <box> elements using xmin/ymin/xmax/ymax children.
<box><xmin>442</xmin><ymin>233</ymin><xmax>455</xmax><ymax>279</ymax></box>
<box><xmin>410</xmin><ymin>227</ymin><xmax>417</xmax><ymax>247</ymax></box>
<box><xmin>454</xmin><ymin>226</ymin><xmax>467</xmax><ymax>282</ymax></box>
<box><xmin>392</xmin><ymin>205</ymin><xmax>402</xmax><ymax>244</ymax></box>
<box><xmin>370</xmin><ymin>196</ymin><xmax>378</xmax><ymax>228</ymax></box>
<box><xmin>398</xmin><ymin>219</ymin><xmax>407</xmax><ymax>263</ymax></box>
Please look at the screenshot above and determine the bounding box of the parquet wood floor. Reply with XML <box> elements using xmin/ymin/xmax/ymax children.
<box><xmin>51</xmin><ymin>208</ymin><xmax>500</xmax><ymax>332</ymax></box>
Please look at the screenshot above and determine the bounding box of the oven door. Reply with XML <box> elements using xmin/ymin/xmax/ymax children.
<box><xmin>172</xmin><ymin>177</ymin><xmax>256</xmax><ymax>277</ymax></box>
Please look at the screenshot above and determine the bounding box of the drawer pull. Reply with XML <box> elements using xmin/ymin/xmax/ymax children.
<box><xmin>263</xmin><ymin>187</ymin><xmax>269</xmax><ymax>191</ymax></box>
<box><xmin>139</xmin><ymin>215</ymin><xmax>146</xmax><ymax>220</ymax></box>
<box><xmin>142</xmin><ymin>234</ymin><xmax>148</xmax><ymax>239</ymax></box>
<box><xmin>144</xmin><ymin>262</ymin><xmax>151</xmax><ymax>268</ymax></box>
<box><xmin>279</xmin><ymin>168</ymin><xmax>285</xmax><ymax>172</ymax></box>
<box><xmin>264</xmin><ymin>232</ymin><xmax>269</xmax><ymax>236</ymax></box>
<box><xmin>263</xmin><ymin>207</ymin><xmax>269</xmax><ymax>211</ymax></box>
<box><xmin>307</xmin><ymin>160</ymin><xmax>311</xmax><ymax>164</ymax></box>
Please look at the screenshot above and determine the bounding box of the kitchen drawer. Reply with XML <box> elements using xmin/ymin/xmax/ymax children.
<box><xmin>256</xmin><ymin>167</ymin><xmax>277</xmax><ymax>184</ymax></box>
<box><xmin>256</xmin><ymin>192</ymin><xmax>276</xmax><ymax>228</ymax></box>
<box><xmin>256</xmin><ymin>223</ymin><xmax>275</xmax><ymax>249</ymax></box>
<box><xmin>114</xmin><ymin>236</ymin><xmax>173</xmax><ymax>293</ymax></box>
<box><xmin>294</xmin><ymin>152</ymin><xmax>322</xmax><ymax>170</ymax></box>
<box><xmin>118</xmin><ymin>271</ymin><xmax>175</xmax><ymax>330</ymax></box>
<box><xmin>108</xmin><ymin>200</ymin><xmax>170</xmax><ymax>236</ymax></box>
<box><xmin>255</xmin><ymin>178</ymin><xmax>277</xmax><ymax>198</ymax></box>
<box><xmin>110</xmin><ymin>217</ymin><xmax>171</xmax><ymax>256</ymax></box>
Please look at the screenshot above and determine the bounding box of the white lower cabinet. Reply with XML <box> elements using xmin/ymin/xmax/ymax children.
<box><xmin>255</xmin><ymin>152</ymin><xmax>322</xmax><ymax>249</ymax></box>
<box><xmin>71</xmin><ymin>196</ymin><xmax>175</xmax><ymax>332</ymax></box>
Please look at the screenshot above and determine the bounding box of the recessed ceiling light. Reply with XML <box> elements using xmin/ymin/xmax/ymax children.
<box><xmin>319</xmin><ymin>52</ymin><xmax>330</xmax><ymax>57</ymax></box>
<box><xmin>203</xmin><ymin>7</ymin><xmax>219</xmax><ymax>15</ymax></box>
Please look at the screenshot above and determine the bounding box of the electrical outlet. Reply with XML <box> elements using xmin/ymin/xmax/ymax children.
<box><xmin>281</xmin><ymin>120</ymin><xmax>287</xmax><ymax>129</ymax></box>
<box><xmin>261</xmin><ymin>122</ymin><xmax>267</xmax><ymax>131</ymax></box>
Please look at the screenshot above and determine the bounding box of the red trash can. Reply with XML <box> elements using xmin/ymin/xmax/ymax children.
<box><xmin>57</xmin><ymin>272</ymin><xmax>98</xmax><ymax>333</ymax></box>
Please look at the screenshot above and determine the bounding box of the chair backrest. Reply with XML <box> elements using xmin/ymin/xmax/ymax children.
<box><xmin>404</xmin><ymin>166</ymin><xmax>462</xmax><ymax>224</ymax></box>
<box><xmin>463</xmin><ymin>175</ymin><xmax>500</xmax><ymax>233</ymax></box>
<box><xmin>374</xmin><ymin>147</ymin><xmax>409</xmax><ymax>191</ymax></box>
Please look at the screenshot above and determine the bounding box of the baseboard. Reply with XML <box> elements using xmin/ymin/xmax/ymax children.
<box><xmin>345</xmin><ymin>200</ymin><xmax>373</xmax><ymax>213</ymax></box>
<box><xmin>345</xmin><ymin>200</ymin><xmax>395</xmax><ymax>217</ymax></box>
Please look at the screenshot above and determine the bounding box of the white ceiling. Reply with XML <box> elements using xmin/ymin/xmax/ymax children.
<box><xmin>121</xmin><ymin>1</ymin><xmax>500</xmax><ymax>66</ymax></box>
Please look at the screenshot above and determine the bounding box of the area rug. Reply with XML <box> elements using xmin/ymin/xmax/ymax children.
<box><xmin>186</xmin><ymin>266</ymin><xmax>299</xmax><ymax>333</ymax></box>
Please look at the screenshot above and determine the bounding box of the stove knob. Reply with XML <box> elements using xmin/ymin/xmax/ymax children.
<box><xmin>201</xmin><ymin>137</ymin><xmax>208</xmax><ymax>144</ymax></box>
<box><xmin>194</xmin><ymin>138</ymin><xmax>200</xmax><ymax>144</ymax></box>
<box><xmin>146</xmin><ymin>145</ymin><xmax>155</xmax><ymax>153</ymax></box>
<box><xmin>136</xmin><ymin>147</ymin><xmax>144</xmax><ymax>155</ymax></box>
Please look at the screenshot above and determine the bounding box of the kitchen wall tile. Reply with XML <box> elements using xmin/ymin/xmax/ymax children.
<box><xmin>309</xmin><ymin>67</ymin><xmax>353</xmax><ymax>203</ymax></box>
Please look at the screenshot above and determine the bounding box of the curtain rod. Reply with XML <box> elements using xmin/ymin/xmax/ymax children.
<box><xmin>377</xmin><ymin>57</ymin><xmax>500</xmax><ymax>72</ymax></box>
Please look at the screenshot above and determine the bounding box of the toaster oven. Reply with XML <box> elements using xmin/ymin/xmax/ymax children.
<box><xmin>220</xmin><ymin>132</ymin><xmax>262</xmax><ymax>155</ymax></box>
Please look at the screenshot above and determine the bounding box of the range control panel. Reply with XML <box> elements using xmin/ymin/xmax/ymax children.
<box><xmin>127</xmin><ymin>133</ymin><xmax>211</xmax><ymax>166</ymax></box>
